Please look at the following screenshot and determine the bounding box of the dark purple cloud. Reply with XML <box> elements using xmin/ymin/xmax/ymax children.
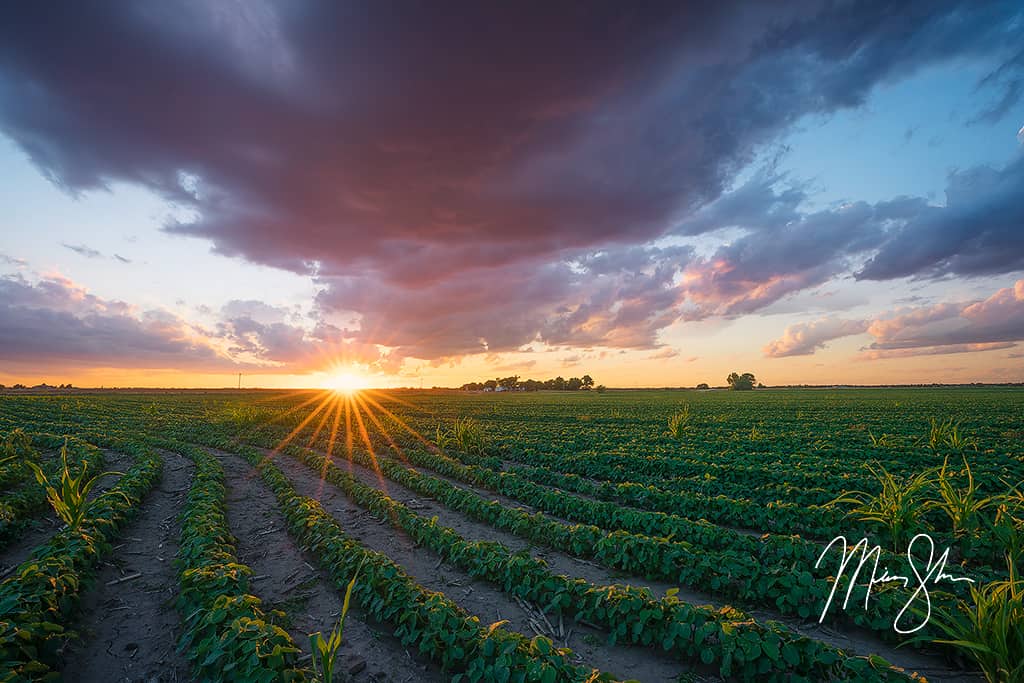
<box><xmin>0</xmin><ymin>1</ymin><xmax>1021</xmax><ymax>360</ymax></box>
<box><xmin>678</xmin><ymin>196</ymin><xmax>907</xmax><ymax>318</ymax></box>
<box><xmin>0</xmin><ymin>274</ymin><xmax>227</xmax><ymax>369</ymax></box>
<box><xmin>857</xmin><ymin>157</ymin><xmax>1024</xmax><ymax>280</ymax></box>
<box><xmin>0</xmin><ymin>275</ymin><xmax>393</xmax><ymax>372</ymax></box>
<box><xmin>676</xmin><ymin>155</ymin><xmax>1023</xmax><ymax>320</ymax></box>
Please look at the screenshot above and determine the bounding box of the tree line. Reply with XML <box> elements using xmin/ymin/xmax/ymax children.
<box><xmin>459</xmin><ymin>372</ymin><xmax>759</xmax><ymax>392</ymax></box>
<box><xmin>461</xmin><ymin>375</ymin><xmax>602</xmax><ymax>392</ymax></box>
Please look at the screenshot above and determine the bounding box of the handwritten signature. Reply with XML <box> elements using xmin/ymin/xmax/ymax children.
<box><xmin>815</xmin><ymin>533</ymin><xmax>974</xmax><ymax>634</ymax></box>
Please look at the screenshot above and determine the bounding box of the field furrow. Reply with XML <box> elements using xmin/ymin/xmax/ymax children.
<box><xmin>208</xmin><ymin>444</ymin><xmax>445</xmax><ymax>682</ymax></box>
<box><xmin>1</xmin><ymin>386</ymin><xmax>1019</xmax><ymax>683</ymax></box>
<box><xmin>62</xmin><ymin>447</ymin><xmax>193</xmax><ymax>681</ymax></box>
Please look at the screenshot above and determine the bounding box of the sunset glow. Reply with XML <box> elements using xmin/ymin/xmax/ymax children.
<box><xmin>324</xmin><ymin>371</ymin><xmax>370</xmax><ymax>395</ymax></box>
<box><xmin>0</xmin><ymin>3</ymin><xmax>1021</xmax><ymax>388</ymax></box>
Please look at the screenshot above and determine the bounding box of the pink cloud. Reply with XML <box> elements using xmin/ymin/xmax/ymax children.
<box><xmin>764</xmin><ymin>279</ymin><xmax>1024</xmax><ymax>360</ymax></box>
<box><xmin>764</xmin><ymin>318</ymin><xmax>869</xmax><ymax>358</ymax></box>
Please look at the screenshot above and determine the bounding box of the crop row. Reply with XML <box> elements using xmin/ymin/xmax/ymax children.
<box><xmin>451</xmin><ymin>440</ymin><xmax>1011</xmax><ymax>571</ymax></box>
<box><xmin>510</xmin><ymin>462</ymin><xmax>844</xmax><ymax>508</ymax></box>
<box><xmin>247</xmin><ymin>420</ymin><xmax>948</xmax><ymax>644</ymax></box>
<box><xmin>442</xmin><ymin>427</ymin><xmax>1017</xmax><ymax>501</ymax></box>
<box><xmin>0</xmin><ymin>434</ymin><xmax>107</xmax><ymax>550</ymax></box>
<box><xmin>0</xmin><ymin>436</ymin><xmax>160</xmax><ymax>681</ymax></box>
<box><xmin>186</xmin><ymin>427</ymin><xmax>618</xmax><ymax>683</ymax></box>
<box><xmin>0</xmin><ymin>406</ymin><xmax>313</xmax><ymax>682</ymax></box>
<box><xmin>343</xmin><ymin>420</ymin><xmax>945</xmax><ymax>585</ymax></box>
<box><xmin>153</xmin><ymin>436</ymin><xmax>308</xmax><ymax>682</ymax></box>
<box><xmin>354</xmin><ymin>419</ymin><xmax>857</xmax><ymax>541</ymax></box>
<box><xmin>279</xmin><ymin>431</ymin><xmax>920</xmax><ymax>682</ymax></box>
<box><xmin>415</xmin><ymin>428</ymin><xmax>996</xmax><ymax>566</ymax></box>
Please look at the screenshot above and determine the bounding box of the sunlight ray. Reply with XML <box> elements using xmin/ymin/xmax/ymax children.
<box><xmin>343</xmin><ymin>392</ymin><xmax>356</xmax><ymax>476</ymax></box>
<box><xmin>354</xmin><ymin>392</ymin><xmax>414</xmax><ymax>465</ymax></box>
<box><xmin>306</xmin><ymin>392</ymin><xmax>336</xmax><ymax>447</ymax></box>
<box><xmin>316</xmin><ymin>393</ymin><xmax>346</xmax><ymax>500</ymax></box>
<box><xmin>257</xmin><ymin>391</ymin><xmax>334</xmax><ymax>470</ymax></box>
<box><xmin>349</xmin><ymin>393</ymin><xmax>390</xmax><ymax>494</ymax></box>
<box><xmin>261</xmin><ymin>390</ymin><xmax>327</xmax><ymax>426</ymax></box>
<box><xmin>363</xmin><ymin>388</ymin><xmax>420</xmax><ymax>412</ymax></box>
<box><xmin>359</xmin><ymin>391</ymin><xmax>441</xmax><ymax>456</ymax></box>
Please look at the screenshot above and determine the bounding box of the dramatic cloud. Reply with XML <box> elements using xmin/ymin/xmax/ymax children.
<box><xmin>865</xmin><ymin>279</ymin><xmax>1024</xmax><ymax>353</ymax></box>
<box><xmin>216</xmin><ymin>314</ymin><xmax>394</xmax><ymax>372</ymax></box>
<box><xmin>318</xmin><ymin>244</ymin><xmax>689</xmax><ymax>360</ymax></box>
<box><xmin>678</xmin><ymin>196</ymin><xmax>917</xmax><ymax>318</ymax></box>
<box><xmin>0</xmin><ymin>274</ymin><xmax>226</xmax><ymax>368</ymax></box>
<box><xmin>764</xmin><ymin>318</ymin><xmax>869</xmax><ymax>357</ymax></box>
<box><xmin>677</xmin><ymin>152</ymin><xmax>1024</xmax><ymax>320</ymax></box>
<box><xmin>765</xmin><ymin>279</ymin><xmax>1024</xmax><ymax>359</ymax></box>
<box><xmin>0</xmin><ymin>274</ymin><xmax>392</xmax><ymax>372</ymax></box>
<box><xmin>1</xmin><ymin>2</ymin><xmax>1021</xmax><ymax>360</ymax></box>
<box><xmin>858</xmin><ymin>157</ymin><xmax>1024</xmax><ymax>280</ymax></box>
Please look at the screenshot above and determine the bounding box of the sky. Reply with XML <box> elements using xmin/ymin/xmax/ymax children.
<box><xmin>0</xmin><ymin>1</ymin><xmax>1022</xmax><ymax>389</ymax></box>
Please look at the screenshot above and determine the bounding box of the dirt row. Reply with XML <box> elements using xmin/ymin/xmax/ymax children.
<box><xmin>230</xmin><ymin>445</ymin><xmax>698</xmax><ymax>683</ymax></box>
<box><xmin>495</xmin><ymin>455</ymin><xmax>766</xmax><ymax>538</ymax></box>
<box><xmin>6</xmin><ymin>434</ymin><xmax>977</xmax><ymax>683</ymax></box>
<box><xmin>302</xmin><ymin>443</ymin><xmax>979</xmax><ymax>683</ymax></box>
<box><xmin>215</xmin><ymin>446</ymin><xmax>442</xmax><ymax>683</ymax></box>
<box><xmin>61</xmin><ymin>448</ymin><xmax>193</xmax><ymax>682</ymax></box>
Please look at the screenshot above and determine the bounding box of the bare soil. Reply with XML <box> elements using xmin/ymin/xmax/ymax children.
<box><xmin>211</xmin><ymin>445</ymin><xmax>444</xmax><ymax>683</ymax></box>
<box><xmin>311</xmin><ymin>445</ymin><xmax>982</xmax><ymax>683</ymax></box>
<box><xmin>61</xmin><ymin>448</ymin><xmax>192</xmax><ymax>682</ymax></box>
<box><xmin>256</xmin><ymin>445</ymin><xmax>702</xmax><ymax>682</ymax></box>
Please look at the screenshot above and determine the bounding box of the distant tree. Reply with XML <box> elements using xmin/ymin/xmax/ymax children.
<box><xmin>595</xmin><ymin>385</ymin><xmax>607</xmax><ymax>393</ymax></box>
<box><xmin>12</xmin><ymin>384</ymin><xmax>25</xmax><ymax>390</ymax></box>
<box><xmin>464</xmin><ymin>374</ymin><xmax>598</xmax><ymax>391</ymax></box>
<box><xmin>726</xmin><ymin>372</ymin><xmax>756</xmax><ymax>391</ymax></box>
<box><xmin>696</xmin><ymin>383</ymin><xmax>709</xmax><ymax>390</ymax></box>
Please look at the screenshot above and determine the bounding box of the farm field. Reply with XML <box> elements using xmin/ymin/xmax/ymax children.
<box><xmin>0</xmin><ymin>387</ymin><xmax>1021</xmax><ymax>682</ymax></box>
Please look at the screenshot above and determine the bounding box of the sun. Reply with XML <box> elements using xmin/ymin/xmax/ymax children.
<box><xmin>325</xmin><ymin>370</ymin><xmax>370</xmax><ymax>394</ymax></box>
